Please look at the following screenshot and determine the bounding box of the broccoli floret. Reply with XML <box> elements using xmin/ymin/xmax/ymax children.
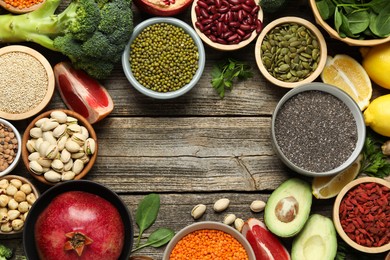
<box><xmin>0</xmin><ymin>244</ymin><xmax>13</xmax><ymax>259</ymax></box>
<box><xmin>0</xmin><ymin>0</ymin><xmax>133</xmax><ymax>79</ymax></box>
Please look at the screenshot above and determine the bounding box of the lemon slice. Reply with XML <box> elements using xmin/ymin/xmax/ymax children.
<box><xmin>321</xmin><ymin>54</ymin><xmax>372</xmax><ymax>111</ymax></box>
<box><xmin>312</xmin><ymin>154</ymin><xmax>362</xmax><ymax>199</ymax></box>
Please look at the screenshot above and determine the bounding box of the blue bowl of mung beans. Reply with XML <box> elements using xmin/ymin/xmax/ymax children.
<box><xmin>271</xmin><ymin>82</ymin><xmax>366</xmax><ymax>177</ymax></box>
<box><xmin>122</xmin><ymin>17</ymin><xmax>206</xmax><ymax>99</ymax></box>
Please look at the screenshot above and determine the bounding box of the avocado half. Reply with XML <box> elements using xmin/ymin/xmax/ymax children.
<box><xmin>264</xmin><ymin>178</ymin><xmax>312</xmax><ymax>237</ymax></box>
<box><xmin>291</xmin><ymin>214</ymin><xmax>337</xmax><ymax>260</ymax></box>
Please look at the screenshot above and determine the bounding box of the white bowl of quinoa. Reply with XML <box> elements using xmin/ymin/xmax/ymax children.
<box><xmin>271</xmin><ymin>82</ymin><xmax>366</xmax><ymax>177</ymax></box>
<box><xmin>0</xmin><ymin>45</ymin><xmax>55</xmax><ymax>121</ymax></box>
<box><xmin>122</xmin><ymin>17</ymin><xmax>206</xmax><ymax>99</ymax></box>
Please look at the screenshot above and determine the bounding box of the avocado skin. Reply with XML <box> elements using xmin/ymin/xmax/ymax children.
<box><xmin>264</xmin><ymin>178</ymin><xmax>312</xmax><ymax>237</ymax></box>
<box><xmin>291</xmin><ymin>214</ymin><xmax>337</xmax><ymax>260</ymax></box>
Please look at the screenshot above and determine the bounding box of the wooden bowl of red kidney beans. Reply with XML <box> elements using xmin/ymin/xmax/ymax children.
<box><xmin>333</xmin><ymin>177</ymin><xmax>390</xmax><ymax>254</ymax></box>
<box><xmin>191</xmin><ymin>0</ymin><xmax>263</xmax><ymax>51</ymax></box>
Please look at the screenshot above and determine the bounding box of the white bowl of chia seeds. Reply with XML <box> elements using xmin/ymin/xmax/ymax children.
<box><xmin>122</xmin><ymin>17</ymin><xmax>206</xmax><ymax>99</ymax></box>
<box><xmin>271</xmin><ymin>82</ymin><xmax>366</xmax><ymax>177</ymax></box>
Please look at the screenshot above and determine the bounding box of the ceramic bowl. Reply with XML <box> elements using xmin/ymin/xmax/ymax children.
<box><xmin>0</xmin><ymin>0</ymin><xmax>45</xmax><ymax>13</ymax></box>
<box><xmin>0</xmin><ymin>118</ymin><xmax>21</xmax><ymax>177</ymax></box>
<box><xmin>0</xmin><ymin>175</ymin><xmax>39</xmax><ymax>238</ymax></box>
<box><xmin>21</xmin><ymin>109</ymin><xmax>98</xmax><ymax>185</ymax></box>
<box><xmin>333</xmin><ymin>177</ymin><xmax>390</xmax><ymax>253</ymax></box>
<box><xmin>163</xmin><ymin>221</ymin><xmax>256</xmax><ymax>260</ymax></box>
<box><xmin>190</xmin><ymin>0</ymin><xmax>263</xmax><ymax>51</ymax></box>
<box><xmin>271</xmin><ymin>83</ymin><xmax>366</xmax><ymax>177</ymax></box>
<box><xmin>23</xmin><ymin>180</ymin><xmax>133</xmax><ymax>259</ymax></box>
<box><xmin>0</xmin><ymin>45</ymin><xmax>55</xmax><ymax>120</ymax></box>
<box><xmin>309</xmin><ymin>0</ymin><xmax>390</xmax><ymax>46</ymax></box>
<box><xmin>122</xmin><ymin>17</ymin><xmax>205</xmax><ymax>99</ymax></box>
<box><xmin>255</xmin><ymin>16</ymin><xmax>327</xmax><ymax>88</ymax></box>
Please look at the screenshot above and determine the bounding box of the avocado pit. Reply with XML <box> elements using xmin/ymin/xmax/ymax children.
<box><xmin>275</xmin><ymin>196</ymin><xmax>299</xmax><ymax>223</ymax></box>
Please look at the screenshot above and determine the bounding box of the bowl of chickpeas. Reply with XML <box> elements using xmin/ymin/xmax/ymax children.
<box><xmin>122</xmin><ymin>17</ymin><xmax>206</xmax><ymax>99</ymax></box>
<box><xmin>0</xmin><ymin>118</ymin><xmax>22</xmax><ymax>177</ymax></box>
<box><xmin>0</xmin><ymin>175</ymin><xmax>39</xmax><ymax>237</ymax></box>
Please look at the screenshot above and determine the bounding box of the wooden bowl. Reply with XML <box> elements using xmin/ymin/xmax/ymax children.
<box><xmin>21</xmin><ymin>109</ymin><xmax>98</xmax><ymax>186</ymax></box>
<box><xmin>190</xmin><ymin>0</ymin><xmax>263</xmax><ymax>51</ymax></box>
<box><xmin>0</xmin><ymin>45</ymin><xmax>55</xmax><ymax>120</ymax></box>
<box><xmin>309</xmin><ymin>0</ymin><xmax>390</xmax><ymax>46</ymax></box>
<box><xmin>333</xmin><ymin>177</ymin><xmax>390</xmax><ymax>254</ymax></box>
<box><xmin>0</xmin><ymin>0</ymin><xmax>44</xmax><ymax>13</ymax></box>
<box><xmin>255</xmin><ymin>16</ymin><xmax>327</xmax><ymax>88</ymax></box>
<box><xmin>0</xmin><ymin>175</ymin><xmax>39</xmax><ymax>238</ymax></box>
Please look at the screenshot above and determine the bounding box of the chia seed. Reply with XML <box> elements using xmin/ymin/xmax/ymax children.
<box><xmin>274</xmin><ymin>90</ymin><xmax>358</xmax><ymax>173</ymax></box>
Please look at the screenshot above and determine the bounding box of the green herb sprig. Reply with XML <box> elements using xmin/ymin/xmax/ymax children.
<box><xmin>211</xmin><ymin>58</ymin><xmax>253</xmax><ymax>98</ymax></box>
<box><xmin>132</xmin><ymin>193</ymin><xmax>175</xmax><ymax>253</ymax></box>
<box><xmin>360</xmin><ymin>131</ymin><xmax>390</xmax><ymax>178</ymax></box>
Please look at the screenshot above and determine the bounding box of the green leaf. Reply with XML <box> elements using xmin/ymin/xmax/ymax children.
<box><xmin>334</xmin><ymin>7</ymin><xmax>343</xmax><ymax>33</ymax></box>
<box><xmin>360</xmin><ymin>132</ymin><xmax>390</xmax><ymax>178</ymax></box>
<box><xmin>371</xmin><ymin>2</ymin><xmax>390</xmax><ymax>37</ymax></box>
<box><xmin>147</xmin><ymin>228</ymin><xmax>175</xmax><ymax>248</ymax></box>
<box><xmin>135</xmin><ymin>193</ymin><xmax>160</xmax><ymax>246</ymax></box>
<box><xmin>316</xmin><ymin>0</ymin><xmax>332</xmax><ymax>20</ymax></box>
<box><xmin>369</xmin><ymin>0</ymin><xmax>389</xmax><ymax>14</ymax></box>
<box><xmin>347</xmin><ymin>10</ymin><xmax>370</xmax><ymax>34</ymax></box>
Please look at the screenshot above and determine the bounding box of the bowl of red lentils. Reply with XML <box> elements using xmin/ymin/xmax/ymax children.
<box><xmin>0</xmin><ymin>0</ymin><xmax>45</xmax><ymax>14</ymax></box>
<box><xmin>0</xmin><ymin>118</ymin><xmax>21</xmax><ymax>177</ymax></box>
<box><xmin>163</xmin><ymin>221</ymin><xmax>256</xmax><ymax>260</ymax></box>
<box><xmin>190</xmin><ymin>0</ymin><xmax>263</xmax><ymax>51</ymax></box>
<box><xmin>0</xmin><ymin>45</ymin><xmax>55</xmax><ymax>121</ymax></box>
<box><xmin>333</xmin><ymin>177</ymin><xmax>390</xmax><ymax>254</ymax></box>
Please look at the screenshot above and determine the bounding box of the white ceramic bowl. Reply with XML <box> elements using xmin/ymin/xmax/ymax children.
<box><xmin>122</xmin><ymin>17</ymin><xmax>205</xmax><ymax>99</ymax></box>
<box><xmin>163</xmin><ymin>221</ymin><xmax>255</xmax><ymax>260</ymax></box>
<box><xmin>271</xmin><ymin>83</ymin><xmax>366</xmax><ymax>177</ymax></box>
<box><xmin>0</xmin><ymin>118</ymin><xmax>21</xmax><ymax>177</ymax></box>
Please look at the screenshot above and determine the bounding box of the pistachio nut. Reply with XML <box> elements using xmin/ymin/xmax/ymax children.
<box><xmin>45</xmin><ymin>144</ymin><xmax>59</xmax><ymax>160</ymax></box>
<box><xmin>35</xmin><ymin>117</ymin><xmax>49</xmax><ymax>128</ymax></box>
<box><xmin>191</xmin><ymin>204</ymin><xmax>206</xmax><ymax>220</ymax></box>
<box><xmin>50</xmin><ymin>110</ymin><xmax>68</xmax><ymax>124</ymax></box>
<box><xmin>28</xmin><ymin>152</ymin><xmax>41</xmax><ymax>162</ymax></box>
<box><xmin>37</xmin><ymin>157</ymin><xmax>52</xmax><ymax>168</ymax></box>
<box><xmin>52</xmin><ymin>124</ymin><xmax>67</xmax><ymax>138</ymax></box>
<box><xmin>250</xmin><ymin>200</ymin><xmax>266</xmax><ymax>213</ymax></box>
<box><xmin>71</xmin><ymin>151</ymin><xmax>86</xmax><ymax>159</ymax></box>
<box><xmin>60</xmin><ymin>149</ymin><xmax>71</xmax><ymax>163</ymax></box>
<box><xmin>66</xmin><ymin>116</ymin><xmax>78</xmax><ymax>125</ymax></box>
<box><xmin>80</xmin><ymin>126</ymin><xmax>89</xmax><ymax>139</ymax></box>
<box><xmin>29</xmin><ymin>161</ymin><xmax>43</xmax><ymax>175</ymax></box>
<box><xmin>38</xmin><ymin>141</ymin><xmax>51</xmax><ymax>157</ymax></box>
<box><xmin>79</xmin><ymin>154</ymin><xmax>90</xmax><ymax>164</ymax></box>
<box><xmin>71</xmin><ymin>133</ymin><xmax>87</xmax><ymax>146</ymax></box>
<box><xmin>63</xmin><ymin>159</ymin><xmax>73</xmax><ymax>171</ymax></box>
<box><xmin>26</xmin><ymin>139</ymin><xmax>36</xmax><ymax>153</ymax></box>
<box><xmin>57</xmin><ymin>135</ymin><xmax>68</xmax><ymax>151</ymax></box>
<box><xmin>72</xmin><ymin>159</ymin><xmax>84</xmax><ymax>175</ymax></box>
<box><xmin>42</xmin><ymin>131</ymin><xmax>57</xmax><ymax>145</ymax></box>
<box><xmin>223</xmin><ymin>213</ymin><xmax>236</xmax><ymax>225</ymax></box>
<box><xmin>29</xmin><ymin>127</ymin><xmax>42</xmax><ymax>139</ymax></box>
<box><xmin>62</xmin><ymin>171</ymin><xmax>76</xmax><ymax>181</ymax></box>
<box><xmin>67</xmin><ymin>124</ymin><xmax>81</xmax><ymax>135</ymax></box>
<box><xmin>44</xmin><ymin>170</ymin><xmax>62</xmax><ymax>183</ymax></box>
<box><xmin>65</xmin><ymin>140</ymin><xmax>81</xmax><ymax>153</ymax></box>
<box><xmin>35</xmin><ymin>138</ymin><xmax>44</xmax><ymax>152</ymax></box>
<box><xmin>84</xmin><ymin>138</ymin><xmax>96</xmax><ymax>155</ymax></box>
<box><xmin>51</xmin><ymin>159</ymin><xmax>64</xmax><ymax>172</ymax></box>
<box><xmin>234</xmin><ymin>218</ymin><xmax>245</xmax><ymax>232</ymax></box>
<box><xmin>213</xmin><ymin>198</ymin><xmax>230</xmax><ymax>212</ymax></box>
<box><xmin>41</xmin><ymin>120</ymin><xmax>59</xmax><ymax>132</ymax></box>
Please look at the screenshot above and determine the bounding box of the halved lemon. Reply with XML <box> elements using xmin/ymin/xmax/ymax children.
<box><xmin>321</xmin><ymin>54</ymin><xmax>372</xmax><ymax>111</ymax></box>
<box><xmin>312</xmin><ymin>154</ymin><xmax>362</xmax><ymax>199</ymax></box>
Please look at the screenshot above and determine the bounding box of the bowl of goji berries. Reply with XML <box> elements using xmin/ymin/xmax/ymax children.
<box><xmin>333</xmin><ymin>176</ymin><xmax>390</xmax><ymax>254</ymax></box>
<box><xmin>162</xmin><ymin>221</ymin><xmax>256</xmax><ymax>260</ymax></box>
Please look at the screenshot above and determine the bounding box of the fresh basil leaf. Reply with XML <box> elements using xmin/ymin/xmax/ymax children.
<box><xmin>147</xmin><ymin>228</ymin><xmax>175</xmax><ymax>248</ymax></box>
<box><xmin>347</xmin><ymin>10</ymin><xmax>370</xmax><ymax>34</ymax></box>
<box><xmin>135</xmin><ymin>193</ymin><xmax>160</xmax><ymax>238</ymax></box>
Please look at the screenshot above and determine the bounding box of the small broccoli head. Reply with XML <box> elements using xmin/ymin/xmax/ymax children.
<box><xmin>73</xmin><ymin>59</ymin><xmax>115</xmax><ymax>79</ymax></box>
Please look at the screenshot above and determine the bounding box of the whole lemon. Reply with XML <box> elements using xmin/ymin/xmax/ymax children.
<box><xmin>364</xmin><ymin>94</ymin><xmax>390</xmax><ymax>137</ymax></box>
<box><xmin>361</xmin><ymin>42</ymin><xmax>390</xmax><ymax>89</ymax></box>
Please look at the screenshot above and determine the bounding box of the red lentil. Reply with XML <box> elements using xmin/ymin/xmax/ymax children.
<box><xmin>339</xmin><ymin>182</ymin><xmax>390</xmax><ymax>247</ymax></box>
<box><xmin>4</xmin><ymin>0</ymin><xmax>43</xmax><ymax>9</ymax></box>
<box><xmin>170</xmin><ymin>229</ymin><xmax>248</xmax><ymax>260</ymax></box>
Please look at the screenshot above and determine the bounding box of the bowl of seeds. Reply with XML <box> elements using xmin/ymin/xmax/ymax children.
<box><xmin>21</xmin><ymin>109</ymin><xmax>98</xmax><ymax>185</ymax></box>
<box><xmin>271</xmin><ymin>82</ymin><xmax>366</xmax><ymax>177</ymax></box>
<box><xmin>122</xmin><ymin>17</ymin><xmax>206</xmax><ymax>99</ymax></box>
<box><xmin>0</xmin><ymin>45</ymin><xmax>55</xmax><ymax>120</ymax></box>
<box><xmin>255</xmin><ymin>17</ymin><xmax>327</xmax><ymax>88</ymax></box>
<box><xmin>0</xmin><ymin>119</ymin><xmax>21</xmax><ymax>177</ymax></box>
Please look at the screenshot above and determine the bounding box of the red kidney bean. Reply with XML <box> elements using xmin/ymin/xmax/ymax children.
<box><xmin>203</xmin><ymin>23</ymin><xmax>212</xmax><ymax>30</ymax></box>
<box><xmin>245</xmin><ymin>0</ymin><xmax>255</xmax><ymax>6</ymax></box>
<box><xmin>219</xmin><ymin>6</ymin><xmax>229</xmax><ymax>13</ymax></box>
<box><xmin>216</xmin><ymin>38</ymin><xmax>227</xmax><ymax>44</ymax></box>
<box><xmin>215</xmin><ymin>0</ymin><xmax>221</xmax><ymax>7</ymax></box>
<box><xmin>246</xmin><ymin>15</ymin><xmax>253</xmax><ymax>25</ymax></box>
<box><xmin>197</xmin><ymin>0</ymin><xmax>208</xmax><ymax>9</ymax></box>
<box><xmin>224</xmin><ymin>12</ymin><xmax>230</xmax><ymax>23</ymax></box>
<box><xmin>200</xmin><ymin>8</ymin><xmax>209</xmax><ymax>18</ymax></box>
<box><xmin>217</xmin><ymin>22</ymin><xmax>223</xmax><ymax>35</ymax></box>
<box><xmin>233</xmin><ymin>11</ymin><xmax>238</xmax><ymax>21</ymax></box>
<box><xmin>255</xmin><ymin>19</ymin><xmax>263</xmax><ymax>33</ymax></box>
<box><xmin>195</xmin><ymin>5</ymin><xmax>201</xmax><ymax>16</ymax></box>
<box><xmin>195</xmin><ymin>22</ymin><xmax>204</xmax><ymax>31</ymax></box>
<box><xmin>201</xmin><ymin>18</ymin><xmax>213</xmax><ymax>25</ymax></box>
<box><xmin>242</xmin><ymin>32</ymin><xmax>252</xmax><ymax>40</ymax></box>
<box><xmin>203</xmin><ymin>29</ymin><xmax>211</xmax><ymax>35</ymax></box>
<box><xmin>251</xmin><ymin>5</ymin><xmax>259</xmax><ymax>15</ymax></box>
<box><xmin>221</xmin><ymin>0</ymin><xmax>229</xmax><ymax>6</ymax></box>
<box><xmin>211</xmin><ymin>25</ymin><xmax>217</xmax><ymax>31</ymax></box>
<box><xmin>241</xmin><ymin>3</ymin><xmax>251</xmax><ymax>12</ymax></box>
<box><xmin>209</xmin><ymin>35</ymin><xmax>217</xmax><ymax>42</ymax></box>
<box><xmin>218</xmin><ymin>13</ymin><xmax>225</xmax><ymax>21</ymax></box>
<box><xmin>212</xmin><ymin>13</ymin><xmax>220</xmax><ymax>20</ymax></box>
<box><xmin>237</xmin><ymin>9</ymin><xmax>243</xmax><ymax>21</ymax></box>
<box><xmin>236</xmin><ymin>28</ymin><xmax>245</xmax><ymax>36</ymax></box>
<box><xmin>229</xmin><ymin>21</ymin><xmax>240</xmax><ymax>28</ymax></box>
<box><xmin>222</xmin><ymin>31</ymin><xmax>233</xmax><ymax>39</ymax></box>
<box><xmin>231</xmin><ymin>5</ymin><xmax>241</xmax><ymax>11</ymax></box>
<box><xmin>239</xmin><ymin>24</ymin><xmax>251</xmax><ymax>31</ymax></box>
<box><xmin>228</xmin><ymin>0</ymin><xmax>240</xmax><ymax>4</ymax></box>
<box><xmin>222</xmin><ymin>23</ymin><xmax>228</xmax><ymax>32</ymax></box>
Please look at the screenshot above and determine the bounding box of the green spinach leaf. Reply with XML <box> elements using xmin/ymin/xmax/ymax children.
<box><xmin>135</xmin><ymin>193</ymin><xmax>160</xmax><ymax>246</ymax></box>
<box><xmin>347</xmin><ymin>10</ymin><xmax>370</xmax><ymax>34</ymax></box>
<box><xmin>334</xmin><ymin>7</ymin><xmax>344</xmax><ymax>33</ymax></box>
<box><xmin>316</xmin><ymin>0</ymin><xmax>332</xmax><ymax>20</ymax></box>
<box><xmin>372</xmin><ymin>2</ymin><xmax>390</xmax><ymax>37</ymax></box>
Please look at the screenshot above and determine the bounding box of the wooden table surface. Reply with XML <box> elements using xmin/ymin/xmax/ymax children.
<box><xmin>1</xmin><ymin>0</ymin><xmax>389</xmax><ymax>259</ymax></box>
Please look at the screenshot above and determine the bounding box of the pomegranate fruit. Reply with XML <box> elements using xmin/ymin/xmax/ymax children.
<box><xmin>34</xmin><ymin>191</ymin><xmax>125</xmax><ymax>260</ymax></box>
<box><xmin>133</xmin><ymin>0</ymin><xmax>193</xmax><ymax>16</ymax></box>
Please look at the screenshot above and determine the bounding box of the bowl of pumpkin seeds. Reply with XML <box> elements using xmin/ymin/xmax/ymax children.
<box><xmin>122</xmin><ymin>17</ymin><xmax>206</xmax><ymax>99</ymax></box>
<box><xmin>255</xmin><ymin>16</ymin><xmax>327</xmax><ymax>88</ymax></box>
<box><xmin>21</xmin><ymin>109</ymin><xmax>98</xmax><ymax>186</ymax></box>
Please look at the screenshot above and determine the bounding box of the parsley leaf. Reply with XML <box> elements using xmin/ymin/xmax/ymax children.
<box><xmin>211</xmin><ymin>58</ymin><xmax>253</xmax><ymax>98</ymax></box>
<box><xmin>360</xmin><ymin>131</ymin><xmax>390</xmax><ymax>178</ymax></box>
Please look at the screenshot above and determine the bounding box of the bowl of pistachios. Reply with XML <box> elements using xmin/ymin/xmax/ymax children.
<box><xmin>21</xmin><ymin>109</ymin><xmax>98</xmax><ymax>185</ymax></box>
<box><xmin>255</xmin><ymin>16</ymin><xmax>327</xmax><ymax>88</ymax></box>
